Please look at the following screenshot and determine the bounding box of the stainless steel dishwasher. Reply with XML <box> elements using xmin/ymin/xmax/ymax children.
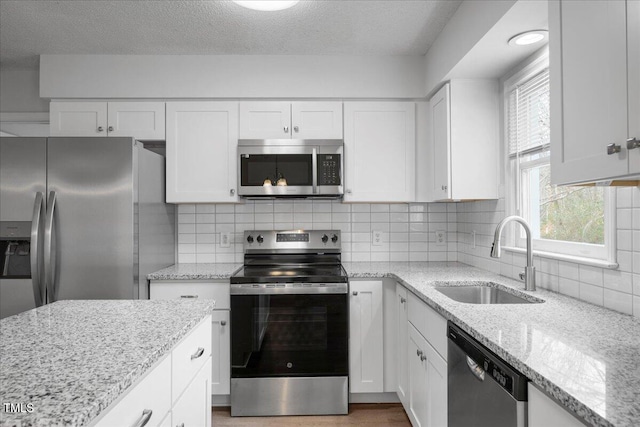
<box><xmin>448</xmin><ymin>323</ymin><xmax>528</xmax><ymax>427</ymax></box>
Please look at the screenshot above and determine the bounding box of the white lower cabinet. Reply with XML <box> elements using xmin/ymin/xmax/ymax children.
<box><xmin>172</xmin><ymin>358</ymin><xmax>212</xmax><ymax>427</ymax></box>
<box><xmin>396</xmin><ymin>283</ymin><xmax>409</xmax><ymax>409</ymax></box>
<box><xmin>528</xmin><ymin>383</ymin><xmax>585</xmax><ymax>427</ymax></box>
<box><xmin>349</xmin><ymin>280</ymin><xmax>384</xmax><ymax>393</ymax></box>
<box><xmin>93</xmin><ymin>317</ymin><xmax>212</xmax><ymax>427</ymax></box>
<box><xmin>150</xmin><ymin>280</ymin><xmax>231</xmax><ymax>398</ymax></box>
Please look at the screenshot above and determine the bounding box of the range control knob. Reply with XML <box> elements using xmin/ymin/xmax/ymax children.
<box><xmin>331</xmin><ymin>234</ymin><xmax>339</xmax><ymax>243</ymax></box>
<box><xmin>246</xmin><ymin>235</ymin><xmax>254</xmax><ymax>244</ymax></box>
<box><xmin>257</xmin><ymin>235</ymin><xmax>264</xmax><ymax>244</ymax></box>
<box><xmin>321</xmin><ymin>234</ymin><xmax>329</xmax><ymax>243</ymax></box>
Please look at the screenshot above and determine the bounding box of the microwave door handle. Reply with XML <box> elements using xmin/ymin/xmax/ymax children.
<box><xmin>312</xmin><ymin>147</ymin><xmax>318</xmax><ymax>194</ymax></box>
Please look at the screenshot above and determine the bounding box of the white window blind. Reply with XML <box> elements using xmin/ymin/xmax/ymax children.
<box><xmin>508</xmin><ymin>69</ymin><xmax>550</xmax><ymax>157</ymax></box>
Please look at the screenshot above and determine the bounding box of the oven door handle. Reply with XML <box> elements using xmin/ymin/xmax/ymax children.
<box><xmin>230</xmin><ymin>283</ymin><xmax>348</xmax><ymax>295</ymax></box>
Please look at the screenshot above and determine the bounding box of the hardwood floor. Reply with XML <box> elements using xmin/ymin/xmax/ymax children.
<box><xmin>212</xmin><ymin>403</ymin><xmax>411</xmax><ymax>426</ymax></box>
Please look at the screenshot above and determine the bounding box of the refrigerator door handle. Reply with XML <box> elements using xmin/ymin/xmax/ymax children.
<box><xmin>30</xmin><ymin>192</ymin><xmax>45</xmax><ymax>307</ymax></box>
<box><xmin>44</xmin><ymin>191</ymin><xmax>58</xmax><ymax>303</ymax></box>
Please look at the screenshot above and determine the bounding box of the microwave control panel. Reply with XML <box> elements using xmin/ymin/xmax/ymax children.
<box><xmin>317</xmin><ymin>154</ymin><xmax>341</xmax><ymax>186</ymax></box>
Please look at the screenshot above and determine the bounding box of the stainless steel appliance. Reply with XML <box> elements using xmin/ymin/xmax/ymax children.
<box><xmin>0</xmin><ymin>137</ymin><xmax>175</xmax><ymax>319</ymax></box>
<box><xmin>448</xmin><ymin>322</ymin><xmax>528</xmax><ymax>427</ymax></box>
<box><xmin>230</xmin><ymin>230</ymin><xmax>349</xmax><ymax>416</ymax></box>
<box><xmin>238</xmin><ymin>139</ymin><xmax>343</xmax><ymax>198</ymax></box>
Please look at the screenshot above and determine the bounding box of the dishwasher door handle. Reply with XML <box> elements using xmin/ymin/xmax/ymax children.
<box><xmin>466</xmin><ymin>356</ymin><xmax>485</xmax><ymax>381</ymax></box>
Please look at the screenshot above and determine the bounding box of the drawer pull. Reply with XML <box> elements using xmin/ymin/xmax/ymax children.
<box><xmin>131</xmin><ymin>409</ymin><xmax>153</xmax><ymax>427</ymax></box>
<box><xmin>221</xmin><ymin>320</ymin><xmax>227</xmax><ymax>326</ymax></box>
<box><xmin>176</xmin><ymin>424</ymin><xmax>185</xmax><ymax>427</ymax></box>
<box><xmin>191</xmin><ymin>347</ymin><xmax>205</xmax><ymax>360</ymax></box>
<box><xmin>180</xmin><ymin>295</ymin><xmax>198</xmax><ymax>299</ymax></box>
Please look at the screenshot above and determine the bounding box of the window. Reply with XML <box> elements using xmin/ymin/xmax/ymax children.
<box><xmin>506</xmin><ymin>53</ymin><xmax>614</xmax><ymax>262</ymax></box>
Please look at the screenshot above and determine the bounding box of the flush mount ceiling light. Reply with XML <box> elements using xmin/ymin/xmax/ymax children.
<box><xmin>508</xmin><ymin>30</ymin><xmax>548</xmax><ymax>46</ymax></box>
<box><xmin>233</xmin><ymin>0</ymin><xmax>300</xmax><ymax>11</ymax></box>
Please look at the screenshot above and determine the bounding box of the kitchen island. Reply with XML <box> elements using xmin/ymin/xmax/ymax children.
<box><xmin>0</xmin><ymin>299</ymin><xmax>215</xmax><ymax>427</ymax></box>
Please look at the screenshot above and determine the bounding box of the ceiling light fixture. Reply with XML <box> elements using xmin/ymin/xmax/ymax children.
<box><xmin>233</xmin><ymin>0</ymin><xmax>300</xmax><ymax>12</ymax></box>
<box><xmin>508</xmin><ymin>30</ymin><xmax>548</xmax><ymax>46</ymax></box>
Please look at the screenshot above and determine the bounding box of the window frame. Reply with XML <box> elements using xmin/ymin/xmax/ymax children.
<box><xmin>502</xmin><ymin>48</ymin><xmax>617</xmax><ymax>266</ymax></box>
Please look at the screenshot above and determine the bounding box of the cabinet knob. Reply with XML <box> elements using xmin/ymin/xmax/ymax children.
<box><xmin>294</xmin><ymin>126</ymin><xmax>299</xmax><ymax>132</ymax></box>
<box><xmin>607</xmin><ymin>143</ymin><xmax>622</xmax><ymax>155</ymax></box>
<box><xmin>400</xmin><ymin>297</ymin><xmax>406</xmax><ymax>304</ymax></box>
<box><xmin>346</xmin><ymin>189</ymin><xmax>352</xmax><ymax>194</ymax></box>
<box><xmin>284</xmin><ymin>126</ymin><xmax>289</xmax><ymax>133</ymax></box>
<box><xmin>416</xmin><ymin>349</ymin><xmax>423</xmax><ymax>357</ymax></box>
<box><xmin>97</xmin><ymin>126</ymin><xmax>104</xmax><ymax>132</ymax></box>
<box><xmin>352</xmin><ymin>291</ymin><xmax>358</xmax><ymax>296</ymax></box>
<box><xmin>221</xmin><ymin>320</ymin><xmax>227</xmax><ymax>326</ymax></box>
<box><xmin>441</xmin><ymin>185</ymin><xmax>448</xmax><ymax>191</ymax></box>
<box><xmin>420</xmin><ymin>354</ymin><xmax>426</xmax><ymax>361</ymax></box>
<box><xmin>108</xmin><ymin>126</ymin><xmax>114</xmax><ymax>132</ymax></box>
<box><xmin>230</xmin><ymin>189</ymin><xmax>235</xmax><ymax>196</ymax></box>
<box><xmin>133</xmin><ymin>409</ymin><xmax>153</xmax><ymax>427</ymax></box>
<box><xmin>628</xmin><ymin>137</ymin><xmax>640</xmax><ymax>150</ymax></box>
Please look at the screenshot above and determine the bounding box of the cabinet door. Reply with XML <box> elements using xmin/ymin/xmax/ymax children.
<box><xmin>239</xmin><ymin>102</ymin><xmax>291</xmax><ymax>139</ymax></box>
<box><xmin>528</xmin><ymin>383</ymin><xmax>584</xmax><ymax>427</ymax></box>
<box><xmin>628</xmin><ymin>0</ymin><xmax>640</xmax><ymax>175</ymax></box>
<box><xmin>407</xmin><ymin>324</ymin><xmax>428</xmax><ymax>427</ymax></box>
<box><xmin>429</xmin><ymin>84</ymin><xmax>451</xmax><ymax>201</ymax></box>
<box><xmin>291</xmin><ymin>102</ymin><xmax>343</xmax><ymax>139</ymax></box>
<box><xmin>49</xmin><ymin>102</ymin><xmax>107</xmax><ymax>136</ymax></box>
<box><xmin>343</xmin><ymin>102</ymin><xmax>416</xmax><ymax>202</ymax></box>
<box><xmin>172</xmin><ymin>357</ymin><xmax>212</xmax><ymax>427</ymax></box>
<box><xmin>166</xmin><ymin>102</ymin><xmax>238</xmax><ymax>203</ymax></box>
<box><xmin>211</xmin><ymin>310</ymin><xmax>230</xmax><ymax>395</ymax></box>
<box><xmin>550</xmin><ymin>0</ymin><xmax>630</xmax><ymax>184</ymax></box>
<box><xmin>396</xmin><ymin>284</ymin><xmax>409</xmax><ymax>409</ymax></box>
<box><xmin>349</xmin><ymin>280</ymin><xmax>384</xmax><ymax>393</ymax></box>
<box><xmin>424</xmin><ymin>338</ymin><xmax>447</xmax><ymax>427</ymax></box>
<box><xmin>107</xmin><ymin>102</ymin><xmax>165</xmax><ymax>140</ymax></box>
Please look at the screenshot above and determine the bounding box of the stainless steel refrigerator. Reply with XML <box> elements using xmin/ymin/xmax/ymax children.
<box><xmin>0</xmin><ymin>137</ymin><xmax>175</xmax><ymax>318</ymax></box>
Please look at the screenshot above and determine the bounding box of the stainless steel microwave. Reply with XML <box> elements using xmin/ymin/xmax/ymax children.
<box><xmin>238</xmin><ymin>139</ymin><xmax>344</xmax><ymax>198</ymax></box>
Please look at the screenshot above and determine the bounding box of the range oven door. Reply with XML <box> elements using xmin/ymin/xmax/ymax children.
<box><xmin>237</xmin><ymin>140</ymin><xmax>343</xmax><ymax>197</ymax></box>
<box><xmin>231</xmin><ymin>289</ymin><xmax>348</xmax><ymax>378</ymax></box>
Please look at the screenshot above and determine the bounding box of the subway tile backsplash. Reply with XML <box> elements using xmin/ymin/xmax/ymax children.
<box><xmin>176</xmin><ymin>201</ymin><xmax>458</xmax><ymax>264</ymax></box>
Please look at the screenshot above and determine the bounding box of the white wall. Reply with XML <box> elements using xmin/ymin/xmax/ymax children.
<box><xmin>0</xmin><ymin>67</ymin><xmax>48</xmax><ymax>112</ymax></box>
<box><xmin>40</xmin><ymin>54</ymin><xmax>426</xmax><ymax>99</ymax></box>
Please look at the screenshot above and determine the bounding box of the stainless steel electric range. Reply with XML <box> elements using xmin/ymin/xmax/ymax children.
<box><xmin>229</xmin><ymin>229</ymin><xmax>349</xmax><ymax>417</ymax></box>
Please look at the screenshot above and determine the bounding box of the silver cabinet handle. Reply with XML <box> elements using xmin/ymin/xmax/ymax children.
<box><xmin>131</xmin><ymin>409</ymin><xmax>153</xmax><ymax>427</ymax></box>
<box><xmin>416</xmin><ymin>349</ymin><xmax>423</xmax><ymax>357</ymax></box>
<box><xmin>346</xmin><ymin>189</ymin><xmax>352</xmax><ymax>194</ymax></box>
<box><xmin>284</xmin><ymin>126</ymin><xmax>289</xmax><ymax>133</ymax></box>
<box><xmin>30</xmin><ymin>192</ymin><xmax>45</xmax><ymax>307</ymax></box>
<box><xmin>180</xmin><ymin>295</ymin><xmax>198</xmax><ymax>299</ymax></box>
<box><xmin>400</xmin><ymin>297</ymin><xmax>406</xmax><ymax>304</ymax></box>
<box><xmin>628</xmin><ymin>137</ymin><xmax>640</xmax><ymax>150</ymax></box>
<box><xmin>294</xmin><ymin>126</ymin><xmax>299</xmax><ymax>132</ymax></box>
<box><xmin>352</xmin><ymin>291</ymin><xmax>358</xmax><ymax>296</ymax></box>
<box><xmin>230</xmin><ymin>189</ymin><xmax>235</xmax><ymax>196</ymax></box>
<box><xmin>44</xmin><ymin>191</ymin><xmax>58</xmax><ymax>302</ymax></box>
<box><xmin>191</xmin><ymin>347</ymin><xmax>205</xmax><ymax>360</ymax></box>
<box><xmin>420</xmin><ymin>354</ymin><xmax>426</xmax><ymax>361</ymax></box>
<box><xmin>108</xmin><ymin>126</ymin><xmax>114</xmax><ymax>132</ymax></box>
<box><xmin>221</xmin><ymin>320</ymin><xmax>227</xmax><ymax>326</ymax></box>
<box><xmin>607</xmin><ymin>143</ymin><xmax>622</xmax><ymax>155</ymax></box>
<box><xmin>97</xmin><ymin>126</ymin><xmax>104</xmax><ymax>132</ymax></box>
<box><xmin>441</xmin><ymin>185</ymin><xmax>448</xmax><ymax>191</ymax></box>
<box><xmin>176</xmin><ymin>424</ymin><xmax>185</xmax><ymax>427</ymax></box>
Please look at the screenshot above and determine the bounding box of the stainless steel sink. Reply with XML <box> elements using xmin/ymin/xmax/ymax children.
<box><xmin>434</xmin><ymin>285</ymin><xmax>542</xmax><ymax>304</ymax></box>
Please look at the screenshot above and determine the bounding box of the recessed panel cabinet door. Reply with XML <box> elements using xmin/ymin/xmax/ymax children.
<box><xmin>291</xmin><ymin>102</ymin><xmax>343</xmax><ymax>139</ymax></box>
<box><xmin>550</xmin><ymin>0</ymin><xmax>631</xmax><ymax>184</ymax></box>
<box><xmin>396</xmin><ymin>283</ymin><xmax>409</xmax><ymax>410</ymax></box>
<box><xmin>166</xmin><ymin>102</ymin><xmax>239</xmax><ymax>203</ymax></box>
<box><xmin>107</xmin><ymin>102</ymin><xmax>165</xmax><ymax>140</ymax></box>
<box><xmin>211</xmin><ymin>310</ymin><xmax>231</xmax><ymax>395</ymax></box>
<box><xmin>50</xmin><ymin>102</ymin><xmax>107</xmax><ymax>136</ymax></box>
<box><xmin>349</xmin><ymin>280</ymin><xmax>384</xmax><ymax>393</ymax></box>
<box><xmin>429</xmin><ymin>84</ymin><xmax>451</xmax><ymax>201</ymax></box>
<box><xmin>343</xmin><ymin>102</ymin><xmax>416</xmax><ymax>202</ymax></box>
<box><xmin>239</xmin><ymin>102</ymin><xmax>291</xmax><ymax>139</ymax></box>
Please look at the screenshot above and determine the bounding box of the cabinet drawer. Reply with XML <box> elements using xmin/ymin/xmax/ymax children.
<box><xmin>149</xmin><ymin>280</ymin><xmax>230</xmax><ymax>309</ymax></box>
<box><xmin>407</xmin><ymin>291</ymin><xmax>447</xmax><ymax>360</ymax></box>
<box><xmin>94</xmin><ymin>355</ymin><xmax>171</xmax><ymax>427</ymax></box>
<box><xmin>172</xmin><ymin>316</ymin><xmax>212</xmax><ymax>403</ymax></box>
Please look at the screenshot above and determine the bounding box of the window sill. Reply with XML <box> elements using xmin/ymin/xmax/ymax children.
<box><xmin>503</xmin><ymin>246</ymin><xmax>618</xmax><ymax>269</ymax></box>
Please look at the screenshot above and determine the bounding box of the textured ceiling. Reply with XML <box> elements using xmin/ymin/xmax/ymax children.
<box><xmin>0</xmin><ymin>0</ymin><xmax>463</xmax><ymax>68</ymax></box>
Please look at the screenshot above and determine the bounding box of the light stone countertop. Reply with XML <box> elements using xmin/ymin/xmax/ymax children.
<box><xmin>147</xmin><ymin>262</ymin><xmax>241</xmax><ymax>280</ymax></box>
<box><xmin>0</xmin><ymin>299</ymin><xmax>215</xmax><ymax>427</ymax></box>
<box><xmin>343</xmin><ymin>261</ymin><xmax>640</xmax><ymax>427</ymax></box>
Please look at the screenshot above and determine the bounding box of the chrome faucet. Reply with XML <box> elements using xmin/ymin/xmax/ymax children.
<box><xmin>490</xmin><ymin>215</ymin><xmax>536</xmax><ymax>291</ymax></box>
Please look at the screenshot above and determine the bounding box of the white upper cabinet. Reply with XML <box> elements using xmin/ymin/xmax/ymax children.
<box><xmin>343</xmin><ymin>102</ymin><xmax>416</xmax><ymax>202</ymax></box>
<box><xmin>50</xmin><ymin>101</ymin><xmax>165</xmax><ymax>140</ymax></box>
<box><xmin>550</xmin><ymin>0</ymin><xmax>640</xmax><ymax>184</ymax></box>
<box><xmin>428</xmin><ymin>80</ymin><xmax>499</xmax><ymax>201</ymax></box>
<box><xmin>239</xmin><ymin>101</ymin><xmax>342</xmax><ymax>139</ymax></box>
<box><xmin>165</xmin><ymin>102</ymin><xmax>239</xmax><ymax>203</ymax></box>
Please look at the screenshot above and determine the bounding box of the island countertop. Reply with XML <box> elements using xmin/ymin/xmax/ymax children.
<box><xmin>0</xmin><ymin>299</ymin><xmax>215</xmax><ymax>427</ymax></box>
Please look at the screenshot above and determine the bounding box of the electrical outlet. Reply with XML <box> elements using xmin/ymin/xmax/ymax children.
<box><xmin>435</xmin><ymin>230</ymin><xmax>446</xmax><ymax>246</ymax></box>
<box><xmin>372</xmin><ymin>230</ymin><xmax>383</xmax><ymax>246</ymax></box>
<box><xmin>220</xmin><ymin>232</ymin><xmax>231</xmax><ymax>248</ymax></box>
